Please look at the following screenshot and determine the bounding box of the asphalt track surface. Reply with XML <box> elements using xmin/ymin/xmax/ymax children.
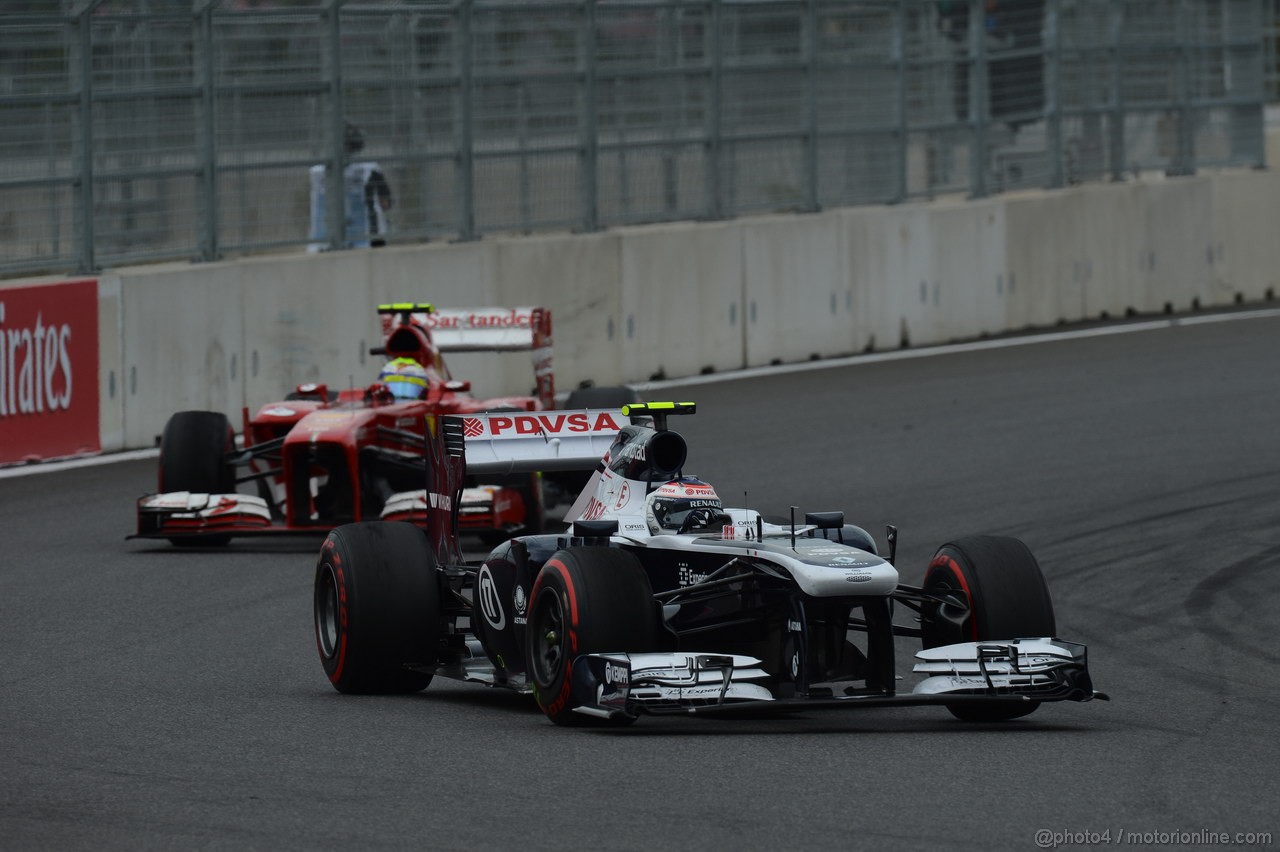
<box><xmin>4</xmin><ymin>314</ymin><xmax>1279</xmax><ymax>850</ymax></box>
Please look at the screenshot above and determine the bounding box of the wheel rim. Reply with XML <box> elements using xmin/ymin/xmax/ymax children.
<box><xmin>315</xmin><ymin>562</ymin><xmax>341</xmax><ymax>660</ymax></box>
<box><xmin>530</xmin><ymin>590</ymin><xmax>566</xmax><ymax>687</ymax></box>
<box><xmin>924</xmin><ymin>571</ymin><xmax>972</xmax><ymax>646</ymax></box>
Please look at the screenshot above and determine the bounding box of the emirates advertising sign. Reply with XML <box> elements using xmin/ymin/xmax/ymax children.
<box><xmin>0</xmin><ymin>279</ymin><xmax>100</xmax><ymax>464</ymax></box>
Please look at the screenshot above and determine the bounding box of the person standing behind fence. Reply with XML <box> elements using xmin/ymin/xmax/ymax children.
<box><xmin>308</xmin><ymin>123</ymin><xmax>393</xmax><ymax>251</ymax></box>
<box><xmin>936</xmin><ymin>1</ymin><xmax>1044</xmax><ymax>129</ymax></box>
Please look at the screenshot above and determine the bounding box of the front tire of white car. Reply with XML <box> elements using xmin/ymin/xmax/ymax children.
<box><xmin>525</xmin><ymin>547</ymin><xmax>658</xmax><ymax>726</ymax></box>
<box><xmin>921</xmin><ymin>535</ymin><xmax>1057</xmax><ymax>722</ymax></box>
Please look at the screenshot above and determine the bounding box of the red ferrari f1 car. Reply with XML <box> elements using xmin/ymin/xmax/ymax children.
<box><xmin>133</xmin><ymin>302</ymin><xmax>638</xmax><ymax>546</ymax></box>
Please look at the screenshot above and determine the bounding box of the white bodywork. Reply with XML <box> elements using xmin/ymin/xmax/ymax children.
<box><xmin>456</xmin><ymin>407</ymin><xmax>902</xmax><ymax>597</ymax></box>
<box><xmin>458</xmin><ymin>409</ymin><xmax>627</xmax><ymax>474</ymax></box>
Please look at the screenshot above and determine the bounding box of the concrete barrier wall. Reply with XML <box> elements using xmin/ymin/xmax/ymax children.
<box><xmin>1142</xmin><ymin>178</ymin><xmax>1215</xmax><ymax>314</ymax></box>
<box><xmin>928</xmin><ymin>198</ymin><xmax>1007</xmax><ymax>342</ymax></box>
<box><xmin>742</xmin><ymin>214</ymin><xmax>853</xmax><ymax>367</ymax></box>
<box><xmin>1209</xmin><ymin>171</ymin><xmax>1280</xmax><ymax>304</ymax></box>
<box><xmin>120</xmin><ymin>261</ymin><xmax>246</xmax><ymax>447</ymax></box>
<box><xmin>618</xmin><ymin>221</ymin><xmax>743</xmax><ymax>382</ymax></box>
<box><xmin>10</xmin><ymin>168</ymin><xmax>1278</xmax><ymax>455</ymax></box>
<box><xmin>239</xmin><ymin>251</ymin><xmax>377</xmax><ymax>412</ymax></box>
<box><xmin>846</xmin><ymin>204</ymin><xmax>935</xmax><ymax>351</ymax></box>
<box><xmin>494</xmin><ymin>232</ymin><xmax>621</xmax><ymax>395</ymax></box>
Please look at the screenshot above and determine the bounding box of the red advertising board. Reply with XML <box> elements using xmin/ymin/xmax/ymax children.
<box><xmin>0</xmin><ymin>279</ymin><xmax>100</xmax><ymax>464</ymax></box>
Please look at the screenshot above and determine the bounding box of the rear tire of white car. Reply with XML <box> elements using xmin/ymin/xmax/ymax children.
<box><xmin>314</xmin><ymin>522</ymin><xmax>440</xmax><ymax>695</ymax></box>
<box><xmin>922</xmin><ymin>535</ymin><xmax>1056</xmax><ymax>722</ymax></box>
<box><xmin>158</xmin><ymin>410</ymin><xmax>236</xmax><ymax>547</ymax></box>
<box><xmin>526</xmin><ymin>547</ymin><xmax>658</xmax><ymax>726</ymax></box>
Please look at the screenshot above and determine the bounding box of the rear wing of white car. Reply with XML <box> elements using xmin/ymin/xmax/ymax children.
<box><xmin>377</xmin><ymin>303</ymin><xmax>555</xmax><ymax>409</ymax></box>
<box><xmin>423</xmin><ymin>408</ymin><xmax>629</xmax><ymax>565</ymax></box>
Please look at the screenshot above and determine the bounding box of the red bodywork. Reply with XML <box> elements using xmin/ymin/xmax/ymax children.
<box><xmin>136</xmin><ymin>306</ymin><xmax>554</xmax><ymax>542</ymax></box>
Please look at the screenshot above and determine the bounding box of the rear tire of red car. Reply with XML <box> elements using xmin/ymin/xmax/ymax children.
<box><xmin>516</xmin><ymin>474</ymin><xmax>547</xmax><ymax>536</ymax></box>
<box><xmin>158</xmin><ymin>410</ymin><xmax>236</xmax><ymax>547</ymax></box>
<box><xmin>526</xmin><ymin>547</ymin><xmax>658</xmax><ymax>726</ymax></box>
<box><xmin>563</xmin><ymin>385</ymin><xmax>641</xmax><ymax>411</ymax></box>
<box><xmin>553</xmin><ymin>386</ymin><xmax>642</xmax><ymax>498</ymax></box>
<box><xmin>314</xmin><ymin>522</ymin><xmax>441</xmax><ymax>695</ymax></box>
<box><xmin>921</xmin><ymin>535</ymin><xmax>1056</xmax><ymax>723</ymax></box>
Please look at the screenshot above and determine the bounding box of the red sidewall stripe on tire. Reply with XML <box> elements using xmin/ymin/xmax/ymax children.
<box><xmin>537</xmin><ymin>558</ymin><xmax>580</xmax><ymax>717</ymax></box>
<box><xmin>928</xmin><ymin>554</ymin><xmax>979</xmax><ymax>642</ymax></box>
<box><xmin>318</xmin><ymin>540</ymin><xmax>349</xmax><ymax>684</ymax></box>
<box><xmin>540</xmin><ymin>555</ymin><xmax>581</xmax><ymax>621</ymax></box>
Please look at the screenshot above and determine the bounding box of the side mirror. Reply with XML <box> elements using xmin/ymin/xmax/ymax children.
<box><xmin>444</xmin><ymin>379</ymin><xmax>471</xmax><ymax>392</ymax></box>
<box><xmin>366</xmin><ymin>382</ymin><xmax>395</xmax><ymax>405</ymax></box>
<box><xmin>293</xmin><ymin>382</ymin><xmax>330</xmax><ymax>401</ymax></box>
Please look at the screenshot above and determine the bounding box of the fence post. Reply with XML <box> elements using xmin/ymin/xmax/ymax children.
<box><xmin>1266</xmin><ymin>0</ymin><xmax>1278</xmax><ymax>103</ymax></box>
<box><xmin>706</xmin><ymin>0</ymin><xmax>723</xmax><ymax>219</ymax></box>
<box><xmin>1250</xmin><ymin>0</ymin><xmax>1268</xmax><ymax>167</ymax></box>
<box><xmin>195</xmin><ymin>0</ymin><xmax>219</xmax><ymax>262</ymax></box>
<box><xmin>803</xmin><ymin>0</ymin><xmax>819</xmax><ymax>212</ymax></box>
<box><xmin>893</xmin><ymin>0</ymin><xmax>907</xmax><ymax>204</ymax></box>
<box><xmin>323</xmin><ymin>0</ymin><xmax>346</xmax><ymax>250</ymax></box>
<box><xmin>1046</xmin><ymin>0</ymin><xmax>1064</xmax><ymax>188</ymax></box>
<box><xmin>457</xmin><ymin>0</ymin><xmax>476</xmax><ymax>241</ymax></box>
<box><xmin>1108</xmin><ymin>0</ymin><xmax>1124</xmax><ymax>181</ymax></box>
<box><xmin>661</xmin><ymin>3</ymin><xmax>678</xmax><ymax>214</ymax></box>
<box><xmin>968</xmin><ymin>0</ymin><xmax>988</xmax><ymax>198</ymax></box>
<box><xmin>71</xmin><ymin>1</ymin><xmax>100</xmax><ymax>273</ymax></box>
<box><xmin>1171</xmin><ymin>0</ymin><xmax>1195</xmax><ymax>176</ymax></box>
<box><xmin>1225</xmin><ymin>0</ymin><xmax>1266</xmax><ymax>169</ymax></box>
<box><xmin>581</xmin><ymin>0</ymin><xmax>599</xmax><ymax>232</ymax></box>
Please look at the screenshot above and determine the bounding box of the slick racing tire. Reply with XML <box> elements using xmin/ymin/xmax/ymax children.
<box><xmin>922</xmin><ymin>535</ymin><xmax>1056</xmax><ymax>723</ymax></box>
<box><xmin>314</xmin><ymin>522</ymin><xmax>441</xmax><ymax>695</ymax></box>
<box><xmin>526</xmin><ymin>547</ymin><xmax>658</xmax><ymax>726</ymax></box>
<box><xmin>158</xmin><ymin>411</ymin><xmax>237</xmax><ymax>547</ymax></box>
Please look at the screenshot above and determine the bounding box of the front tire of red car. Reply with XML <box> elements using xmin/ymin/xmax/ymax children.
<box><xmin>158</xmin><ymin>410</ymin><xmax>236</xmax><ymax>547</ymax></box>
<box><xmin>315</xmin><ymin>522</ymin><xmax>440</xmax><ymax>695</ymax></box>
<box><xmin>922</xmin><ymin>535</ymin><xmax>1056</xmax><ymax>722</ymax></box>
<box><xmin>525</xmin><ymin>547</ymin><xmax>658</xmax><ymax>726</ymax></box>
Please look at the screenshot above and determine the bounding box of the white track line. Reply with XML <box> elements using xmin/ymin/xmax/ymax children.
<box><xmin>632</xmin><ymin>307</ymin><xmax>1280</xmax><ymax>393</ymax></box>
<box><xmin>0</xmin><ymin>446</ymin><xmax>159</xmax><ymax>479</ymax></box>
<box><xmin>5</xmin><ymin>306</ymin><xmax>1279</xmax><ymax>479</ymax></box>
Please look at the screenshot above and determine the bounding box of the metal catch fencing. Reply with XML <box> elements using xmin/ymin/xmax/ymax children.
<box><xmin>0</xmin><ymin>0</ymin><xmax>1268</xmax><ymax>277</ymax></box>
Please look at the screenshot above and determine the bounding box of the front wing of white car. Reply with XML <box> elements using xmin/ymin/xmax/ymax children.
<box><xmin>568</xmin><ymin>638</ymin><xmax>1107</xmax><ymax>720</ymax></box>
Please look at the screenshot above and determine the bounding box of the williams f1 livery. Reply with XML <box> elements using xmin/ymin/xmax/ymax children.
<box><xmin>134</xmin><ymin>303</ymin><xmax>635</xmax><ymax>546</ymax></box>
<box><xmin>312</xmin><ymin>402</ymin><xmax>1106</xmax><ymax>725</ymax></box>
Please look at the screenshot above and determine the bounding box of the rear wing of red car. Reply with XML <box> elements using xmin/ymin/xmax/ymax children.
<box><xmin>423</xmin><ymin>408</ymin><xmax>627</xmax><ymax>566</ymax></box>
<box><xmin>378</xmin><ymin>304</ymin><xmax>554</xmax><ymax>409</ymax></box>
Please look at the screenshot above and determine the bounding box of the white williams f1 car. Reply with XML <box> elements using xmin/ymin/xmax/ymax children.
<box><xmin>313</xmin><ymin>403</ymin><xmax>1107</xmax><ymax>725</ymax></box>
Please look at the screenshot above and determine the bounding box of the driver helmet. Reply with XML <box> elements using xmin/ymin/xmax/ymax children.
<box><xmin>645</xmin><ymin>476</ymin><xmax>723</xmax><ymax>534</ymax></box>
<box><xmin>378</xmin><ymin>357</ymin><xmax>429</xmax><ymax>400</ymax></box>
